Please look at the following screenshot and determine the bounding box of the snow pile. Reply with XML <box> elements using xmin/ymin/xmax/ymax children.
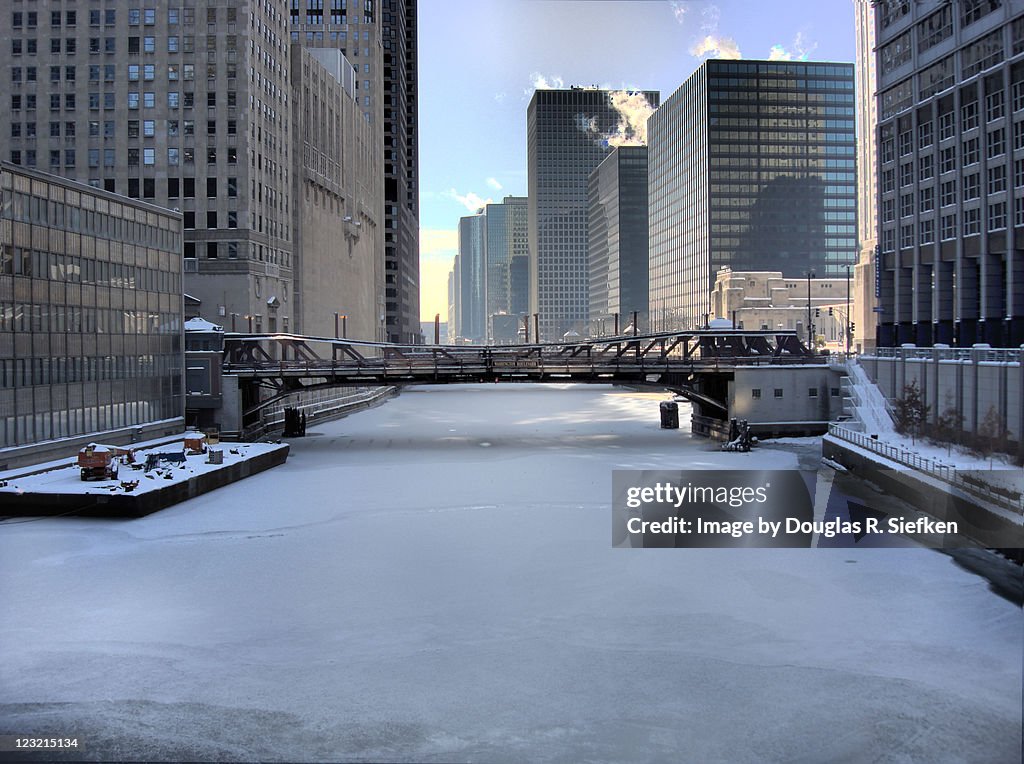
<box><xmin>845</xmin><ymin>359</ymin><xmax>895</xmax><ymax>435</ymax></box>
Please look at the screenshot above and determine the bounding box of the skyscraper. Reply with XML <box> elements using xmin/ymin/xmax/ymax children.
<box><xmin>290</xmin><ymin>1</ymin><xmax>421</xmax><ymax>344</ymax></box>
<box><xmin>527</xmin><ymin>88</ymin><xmax>659</xmax><ymax>341</ymax></box>
<box><xmin>1</xmin><ymin>2</ymin><xmax>296</xmax><ymax>333</ymax></box>
<box><xmin>457</xmin><ymin>211</ymin><xmax>486</xmax><ymax>343</ymax></box>
<box><xmin>648</xmin><ymin>59</ymin><xmax>857</xmax><ymax>330</ymax></box>
<box><xmin>852</xmin><ymin>0</ymin><xmax>879</xmax><ymax>352</ymax></box>
<box><xmin>874</xmin><ymin>0</ymin><xmax>1024</xmax><ymax>347</ymax></box>
<box><xmin>588</xmin><ymin>146</ymin><xmax>650</xmax><ymax>335</ymax></box>
<box><xmin>483</xmin><ymin>195</ymin><xmax>528</xmax><ymax>341</ymax></box>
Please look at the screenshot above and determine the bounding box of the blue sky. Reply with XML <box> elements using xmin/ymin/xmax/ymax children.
<box><xmin>417</xmin><ymin>0</ymin><xmax>858</xmax><ymax>320</ymax></box>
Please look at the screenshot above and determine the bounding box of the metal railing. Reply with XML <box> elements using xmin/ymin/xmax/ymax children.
<box><xmin>827</xmin><ymin>423</ymin><xmax>1024</xmax><ymax>516</ymax></box>
<box><xmin>869</xmin><ymin>347</ymin><xmax>1024</xmax><ymax>364</ymax></box>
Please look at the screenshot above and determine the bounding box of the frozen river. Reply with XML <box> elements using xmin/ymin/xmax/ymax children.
<box><xmin>1</xmin><ymin>384</ymin><xmax>1021</xmax><ymax>762</ymax></box>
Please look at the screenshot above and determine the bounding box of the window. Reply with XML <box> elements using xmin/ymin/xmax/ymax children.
<box><xmin>807</xmin><ymin>388</ymin><xmax>818</xmax><ymax>398</ymax></box>
<box><xmin>751</xmin><ymin>389</ymin><xmax>761</xmax><ymax>399</ymax></box>
<box><xmin>129</xmin><ymin>9</ymin><xmax>141</xmax><ymax>25</ymax></box>
<box><xmin>882</xmin><ymin>198</ymin><xmax>895</xmax><ymax>222</ymax></box>
<box><xmin>207</xmin><ymin>147</ymin><xmax>216</xmax><ymax>164</ymax></box>
<box><xmin>900</xmin><ymin>224</ymin><xmax>914</xmax><ymax>249</ymax></box>
<box><xmin>940</xmin><ymin>214</ymin><xmax>956</xmax><ymax>241</ymax></box>
<box><xmin>206</xmin><ymin>242</ymin><xmax>218</xmax><ymax>259</ymax></box>
<box><xmin>144</xmin><ymin>178</ymin><xmax>155</xmax><ymax>199</ymax></box>
<box><xmin>987</xmin><ymin>165</ymin><xmax>1006</xmax><ymax>195</ymax></box>
<box><xmin>919</xmin><ymin>219</ymin><xmax>935</xmax><ymax>245</ymax></box>
<box><xmin>900</xmin><ymin>193</ymin><xmax>914</xmax><ymax>218</ymax></box>
<box><xmin>963</xmin><ymin>173</ymin><xmax>980</xmax><ymax>200</ymax></box>
<box><xmin>207</xmin><ymin>92</ymin><xmax>216</xmax><ymax>108</ymax></box>
<box><xmin>881</xmin><ymin>168</ymin><xmax>895</xmax><ymax>193</ymax></box>
<box><xmin>227</xmin><ymin>210</ymin><xmax>238</xmax><ymax>228</ymax></box>
<box><xmin>880</xmin><ymin>138</ymin><xmax>894</xmax><ymax>164</ymax></box>
<box><xmin>168</xmin><ymin>177</ymin><xmax>180</xmax><ymax>197</ymax></box>
<box><xmin>143</xmin><ymin>147</ymin><xmax>155</xmax><ymax>165</ymax></box>
<box><xmin>144</xmin><ymin>64</ymin><xmax>155</xmax><ymax>81</ymax></box>
<box><xmin>128</xmin><ymin>92</ymin><xmax>139</xmax><ymax>109</ymax></box>
<box><xmin>143</xmin><ymin>119</ymin><xmax>155</xmax><ymax>137</ymax></box>
<box><xmin>183</xmin><ymin>211</ymin><xmax>195</xmax><ymax>228</ymax></box>
<box><xmin>898</xmin><ymin>130</ymin><xmax>913</xmax><ymax>156</ymax></box>
<box><xmin>144</xmin><ymin>37</ymin><xmax>155</xmax><ymax>53</ymax></box>
<box><xmin>129</xmin><ymin>37</ymin><xmax>140</xmax><ymax>54</ymax></box>
<box><xmin>127</xmin><ymin>120</ymin><xmax>139</xmax><ymax>138</ymax></box>
<box><xmin>207</xmin><ymin>120</ymin><xmax>216</xmax><ymax>135</ymax></box>
<box><xmin>962</xmin><ymin>101</ymin><xmax>979</xmax><ymax>131</ymax></box>
<box><xmin>988</xmin><ymin>201</ymin><xmax>1006</xmax><ymax>231</ymax></box>
<box><xmin>168</xmin><ymin>92</ymin><xmax>179</xmax><ymax>108</ymax></box>
<box><xmin>900</xmin><ymin>163</ymin><xmax>913</xmax><ymax>186</ymax></box>
<box><xmin>128</xmin><ymin>178</ymin><xmax>140</xmax><ymax>198</ymax></box>
<box><xmin>918</xmin><ymin>154</ymin><xmax>933</xmax><ymax>180</ymax></box>
<box><xmin>169</xmin><ymin>36</ymin><xmax>179</xmax><ymax>53</ymax></box>
<box><xmin>167</xmin><ymin>119</ymin><xmax>179</xmax><ymax>136</ymax></box>
<box><xmin>1016</xmin><ymin>158</ymin><xmax>1024</xmax><ymax>189</ymax></box>
<box><xmin>144</xmin><ymin>9</ymin><xmax>156</xmax><ymax>25</ymax></box>
<box><xmin>227</xmin><ymin>177</ymin><xmax>237</xmax><ymax>197</ymax></box>
<box><xmin>128</xmin><ymin>148</ymin><xmax>139</xmax><ymax>166</ymax></box>
<box><xmin>128</xmin><ymin>64</ymin><xmax>139</xmax><ymax>81</ymax></box>
<box><xmin>940</xmin><ymin>180</ymin><xmax>956</xmax><ymax>207</ymax></box>
<box><xmin>962</xmin><ymin>137</ymin><xmax>979</xmax><ymax>166</ymax></box>
<box><xmin>207</xmin><ymin>178</ymin><xmax>217</xmax><ymax>197</ymax></box>
<box><xmin>183</xmin><ymin>177</ymin><xmax>195</xmax><ymax>197</ymax></box>
<box><xmin>962</xmin><ymin>0</ymin><xmax>1002</xmax><ymax>27</ymax></box>
<box><xmin>882</xmin><ymin>228</ymin><xmax>896</xmax><ymax>253</ymax></box>
<box><xmin>773</xmin><ymin>389</ymin><xmax>784</xmax><ymax>399</ymax></box>
<box><xmin>1015</xmin><ymin>121</ymin><xmax>1024</xmax><ymax>152</ymax></box>
<box><xmin>207</xmin><ymin>211</ymin><xmax>217</xmax><ymax>228</ymax></box>
<box><xmin>963</xmin><ymin>207</ymin><xmax>981</xmax><ymax>236</ymax></box>
<box><xmin>939</xmin><ymin>111</ymin><xmax>955</xmax><ymax>140</ymax></box>
<box><xmin>919</xmin><ymin>187</ymin><xmax>934</xmax><ymax>213</ymax></box>
<box><xmin>168</xmin><ymin>147</ymin><xmax>179</xmax><ymax>166</ymax></box>
<box><xmin>987</xmin><ymin>127</ymin><xmax>1005</xmax><ymax>158</ymax></box>
<box><xmin>986</xmin><ymin>90</ymin><xmax>1004</xmax><ymax>122</ymax></box>
<box><xmin>939</xmin><ymin>146</ymin><xmax>955</xmax><ymax>174</ymax></box>
<box><xmin>144</xmin><ymin>92</ymin><xmax>155</xmax><ymax>108</ymax></box>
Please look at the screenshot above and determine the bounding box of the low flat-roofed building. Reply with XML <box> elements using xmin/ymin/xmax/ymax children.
<box><xmin>0</xmin><ymin>163</ymin><xmax>183</xmax><ymax>468</ymax></box>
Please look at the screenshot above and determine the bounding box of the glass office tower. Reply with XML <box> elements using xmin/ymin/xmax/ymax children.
<box><xmin>0</xmin><ymin>163</ymin><xmax>183</xmax><ymax>452</ymax></box>
<box><xmin>648</xmin><ymin>59</ymin><xmax>857</xmax><ymax>330</ymax></box>
<box><xmin>528</xmin><ymin>88</ymin><xmax>659</xmax><ymax>341</ymax></box>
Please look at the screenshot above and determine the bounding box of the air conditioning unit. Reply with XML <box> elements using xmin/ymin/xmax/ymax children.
<box><xmin>184</xmin><ymin>259</ymin><xmax>198</xmax><ymax>272</ymax></box>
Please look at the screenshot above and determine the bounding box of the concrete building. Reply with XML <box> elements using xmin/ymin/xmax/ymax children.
<box><xmin>290</xmin><ymin>47</ymin><xmax>384</xmax><ymax>341</ymax></box>
<box><xmin>588</xmin><ymin>146</ymin><xmax>649</xmax><ymax>336</ymax></box>
<box><xmin>484</xmin><ymin>195</ymin><xmax>528</xmax><ymax>342</ymax></box>
<box><xmin>290</xmin><ymin>0</ymin><xmax>421</xmax><ymax>344</ymax></box>
<box><xmin>0</xmin><ymin>163</ymin><xmax>183</xmax><ymax>466</ymax></box>
<box><xmin>527</xmin><ymin>88</ymin><xmax>659</xmax><ymax>341</ymax></box>
<box><xmin>874</xmin><ymin>0</ymin><xmax>1024</xmax><ymax>347</ymax></box>
<box><xmin>1</xmin><ymin>1</ymin><xmax>296</xmax><ymax>333</ymax></box>
<box><xmin>853</xmin><ymin>0</ymin><xmax>879</xmax><ymax>353</ymax></box>
<box><xmin>1</xmin><ymin>2</ymin><xmax>296</xmax><ymax>329</ymax></box>
<box><xmin>710</xmin><ymin>268</ymin><xmax>852</xmax><ymax>350</ymax></box>
<box><xmin>648</xmin><ymin>59</ymin><xmax>857</xmax><ymax>333</ymax></box>
<box><xmin>457</xmin><ymin>212</ymin><xmax>486</xmax><ymax>343</ymax></box>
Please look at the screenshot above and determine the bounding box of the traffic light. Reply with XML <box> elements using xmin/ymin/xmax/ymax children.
<box><xmin>828</xmin><ymin>307</ymin><xmax>833</xmax><ymax>316</ymax></box>
<box><xmin>849</xmin><ymin>322</ymin><xmax>855</xmax><ymax>334</ymax></box>
<box><xmin>815</xmin><ymin>308</ymin><xmax>820</xmax><ymax>317</ymax></box>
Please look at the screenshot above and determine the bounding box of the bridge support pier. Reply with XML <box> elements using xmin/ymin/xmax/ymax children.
<box><xmin>220</xmin><ymin>375</ymin><xmax>244</xmax><ymax>439</ymax></box>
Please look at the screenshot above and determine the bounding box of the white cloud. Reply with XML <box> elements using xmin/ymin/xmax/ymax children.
<box><xmin>767</xmin><ymin>31</ymin><xmax>818</xmax><ymax>62</ymax></box>
<box><xmin>606</xmin><ymin>91</ymin><xmax>657</xmax><ymax>147</ymax></box>
<box><xmin>445</xmin><ymin>188</ymin><xmax>493</xmax><ymax>213</ymax></box>
<box><xmin>527</xmin><ymin>72</ymin><xmax>565</xmax><ymax>94</ymax></box>
<box><xmin>689</xmin><ymin>35</ymin><xmax>742</xmax><ymax>60</ymax></box>
<box><xmin>486</xmin><ymin>177</ymin><xmax>503</xmax><ymax>191</ymax></box>
<box><xmin>669</xmin><ymin>1</ymin><xmax>688</xmax><ymax>24</ymax></box>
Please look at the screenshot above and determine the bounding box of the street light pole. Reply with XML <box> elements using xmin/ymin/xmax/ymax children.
<box><xmin>845</xmin><ymin>264</ymin><xmax>851</xmax><ymax>355</ymax></box>
<box><xmin>806</xmin><ymin>270</ymin><xmax>815</xmax><ymax>350</ymax></box>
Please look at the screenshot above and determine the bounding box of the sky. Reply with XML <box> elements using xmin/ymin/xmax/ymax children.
<box><xmin>417</xmin><ymin>0</ymin><xmax>859</xmax><ymax>321</ymax></box>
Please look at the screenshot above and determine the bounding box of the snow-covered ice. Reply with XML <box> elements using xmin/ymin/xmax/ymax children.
<box><xmin>0</xmin><ymin>384</ymin><xmax>1020</xmax><ymax>763</ymax></box>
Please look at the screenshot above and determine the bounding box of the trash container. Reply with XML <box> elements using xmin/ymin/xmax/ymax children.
<box><xmin>660</xmin><ymin>401</ymin><xmax>679</xmax><ymax>429</ymax></box>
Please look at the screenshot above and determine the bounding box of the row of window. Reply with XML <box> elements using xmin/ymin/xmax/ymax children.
<box><xmin>750</xmin><ymin>387</ymin><xmax>840</xmax><ymax>399</ymax></box>
<box><xmin>11</xmin><ymin>118</ymin><xmax>244</xmax><ymax>144</ymax></box>
<box><xmin>0</xmin><ymin>247</ymin><xmax>179</xmax><ymax>293</ymax></box>
<box><xmin>881</xmin><ymin>198</ymin><xmax>1024</xmax><ymax>251</ymax></box>
<box><xmin>12</xmin><ymin>34</ymin><xmax>233</xmax><ymax>57</ymax></box>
